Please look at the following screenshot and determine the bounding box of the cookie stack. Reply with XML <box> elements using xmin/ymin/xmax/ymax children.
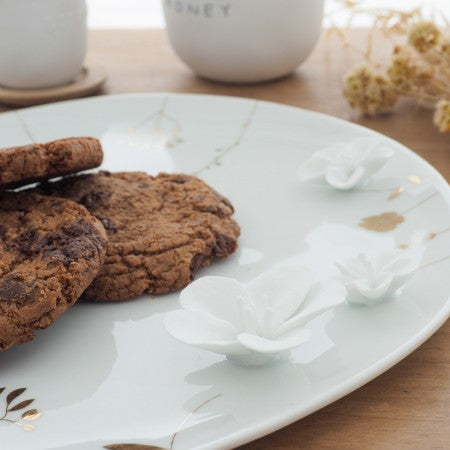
<box><xmin>0</xmin><ymin>137</ymin><xmax>240</xmax><ymax>352</ymax></box>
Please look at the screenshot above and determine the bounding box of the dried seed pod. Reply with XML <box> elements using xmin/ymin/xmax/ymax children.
<box><xmin>343</xmin><ymin>64</ymin><xmax>398</xmax><ymax>115</ymax></box>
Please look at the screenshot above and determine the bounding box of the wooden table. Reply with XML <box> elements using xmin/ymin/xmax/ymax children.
<box><xmin>4</xmin><ymin>29</ymin><xmax>450</xmax><ymax>448</ymax></box>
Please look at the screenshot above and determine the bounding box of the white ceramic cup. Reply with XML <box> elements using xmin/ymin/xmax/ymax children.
<box><xmin>0</xmin><ymin>0</ymin><xmax>87</xmax><ymax>89</ymax></box>
<box><xmin>162</xmin><ymin>0</ymin><xmax>324</xmax><ymax>83</ymax></box>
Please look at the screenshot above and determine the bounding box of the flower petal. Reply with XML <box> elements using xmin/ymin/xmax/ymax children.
<box><xmin>297</xmin><ymin>157</ymin><xmax>329</xmax><ymax>182</ymax></box>
<box><xmin>180</xmin><ymin>276</ymin><xmax>251</xmax><ymax>330</ymax></box>
<box><xmin>278</xmin><ymin>279</ymin><xmax>346</xmax><ymax>334</ymax></box>
<box><xmin>247</xmin><ymin>266</ymin><xmax>313</xmax><ymax>326</ymax></box>
<box><xmin>357</xmin><ymin>137</ymin><xmax>393</xmax><ymax>158</ymax></box>
<box><xmin>164</xmin><ymin>310</ymin><xmax>245</xmax><ymax>355</ymax></box>
<box><xmin>325</xmin><ymin>165</ymin><xmax>366</xmax><ymax>190</ymax></box>
<box><xmin>345</xmin><ymin>285</ymin><xmax>371</xmax><ymax>305</ymax></box>
<box><xmin>237</xmin><ymin>327</ymin><xmax>311</xmax><ymax>354</ymax></box>
<box><xmin>354</xmin><ymin>272</ymin><xmax>393</xmax><ymax>299</ymax></box>
<box><xmin>357</xmin><ymin>139</ymin><xmax>393</xmax><ymax>176</ymax></box>
<box><xmin>363</xmin><ymin>153</ymin><xmax>392</xmax><ymax>177</ymax></box>
<box><xmin>382</xmin><ymin>250</ymin><xmax>418</xmax><ymax>276</ymax></box>
<box><xmin>335</xmin><ymin>258</ymin><xmax>365</xmax><ymax>279</ymax></box>
<box><xmin>316</xmin><ymin>143</ymin><xmax>349</xmax><ymax>162</ymax></box>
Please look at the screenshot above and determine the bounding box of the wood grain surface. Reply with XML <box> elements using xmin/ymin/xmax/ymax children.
<box><xmin>1</xmin><ymin>29</ymin><xmax>449</xmax><ymax>449</ymax></box>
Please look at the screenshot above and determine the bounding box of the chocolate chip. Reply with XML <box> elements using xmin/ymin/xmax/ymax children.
<box><xmin>203</xmin><ymin>204</ymin><xmax>226</xmax><ymax>218</ymax></box>
<box><xmin>39</xmin><ymin>230</ymin><xmax>65</xmax><ymax>250</ymax></box>
<box><xmin>98</xmin><ymin>216</ymin><xmax>118</xmax><ymax>233</ymax></box>
<box><xmin>0</xmin><ymin>276</ymin><xmax>35</xmax><ymax>304</ymax></box>
<box><xmin>220</xmin><ymin>196</ymin><xmax>234</xmax><ymax>212</ymax></box>
<box><xmin>189</xmin><ymin>249</ymin><xmax>212</xmax><ymax>276</ymax></box>
<box><xmin>170</xmin><ymin>176</ymin><xmax>188</xmax><ymax>184</ymax></box>
<box><xmin>63</xmin><ymin>242</ymin><xmax>85</xmax><ymax>261</ymax></box>
<box><xmin>81</xmin><ymin>190</ymin><xmax>111</xmax><ymax>209</ymax></box>
<box><xmin>63</xmin><ymin>222</ymin><xmax>92</xmax><ymax>237</ymax></box>
<box><xmin>4</xmin><ymin>229</ymin><xmax>39</xmax><ymax>255</ymax></box>
<box><xmin>42</xmin><ymin>249</ymin><xmax>67</xmax><ymax>264</ymax></box>
<box><xmin>213</xmin><ymin>233</ymin><xmax>236</xmax><ymax>257</ymax></box>
<box><xmin>40</xmin><ymin>222</ymin><xmax>106</xmax><ymax>266</ymax></box>
<box><xmin>18</xmin><ymin>229</ymin><xmax>39</xmax><ymax>254</ymax></box>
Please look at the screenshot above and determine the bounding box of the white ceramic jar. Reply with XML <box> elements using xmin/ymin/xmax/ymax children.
<box><xmin>0</xmin><ymin>0</ymin><xmax>87</xmax><ymax>89</ymax></box>
<box><xmin>162</xmin><ymin>0</ymin><xmax>324</xmax><ymax>83</ymax></box>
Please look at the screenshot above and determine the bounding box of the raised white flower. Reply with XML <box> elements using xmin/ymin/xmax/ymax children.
<box><xmin>336</xmin><ymin>249</ymin><xmax>420</xmax><ymax>305</ymax></box>
<box><xmin>298</xmin><ymin>137</ymin><xmax>394</xmax><ymax>190</ymax></box>
<box><xmin>164</xmin><ymin>267</ymin><xmax>347</xmax><ymax>366</ymax></box>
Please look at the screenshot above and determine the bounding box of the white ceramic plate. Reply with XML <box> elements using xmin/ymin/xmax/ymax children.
<box><xmin>1</xmin><ymin>94</ymin><xmax>449</xmax><ymax>450</ymax></box>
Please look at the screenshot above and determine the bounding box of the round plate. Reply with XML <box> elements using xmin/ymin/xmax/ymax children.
<box><xmin>0</xmin><ymin>94</ymin><xmax>449</xmax><ymax>450</ymax></box>
<box><xmin>0</xmin><ymin>65</ymin><xmax>106</xmax><ymax>107</ymax></box>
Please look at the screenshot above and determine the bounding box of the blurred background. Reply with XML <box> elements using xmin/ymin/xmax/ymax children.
<box><xmin>87</xmin><ymin>0</ymin><xmax>450</xmax><ymax>28</ymax></box>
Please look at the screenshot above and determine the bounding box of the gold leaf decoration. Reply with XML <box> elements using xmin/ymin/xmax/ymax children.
<box><xmin>408</xmin><ymin>175</ymin><xmax>422</xmax><ymax>184</ymax></box>
<box><xmin>6</xmin><ymin>388</ymin><xmax>26</xmax><ymax>406</ymax></box>
<box><xmin>22</xmin><ymin>409</ymin><xmax>41</xmax><ymax>421</ymax></box>
<box><xmin>192</xmin><ymin>101</ymin><xmax>258</xmax><ymax>176</ymax></box>
<box><xmin>0</xmin><ymin>387</ymin><xmax>41</xmax><ymax>431</ymax></box>
<box><xmin>9</xmin><ymin>399</ymin><xmax>34</xmax><ymax>412</ymax></box>
<box><xmin>426</xmin><ymin>227</ymin><xmax>450</xmax><ymax>241</ymax></box>
<box><xmin>398</xmin><ymin>243</ymin><xmax>409</xmax><ymax>249</ymax></box>
<box><xmin>360</xmin><ymin>212</ymin><xmax>405</xmax><ymax>232</ymax></box>
<box><xmin>388</xmin><ymin>186</ymin><xmax>404</xmax><ymax>200</ymax></box>
<box><xmin>104</xmin><ymin>445</ymin><xmax>165</xmax><ymax>450</ymax></box>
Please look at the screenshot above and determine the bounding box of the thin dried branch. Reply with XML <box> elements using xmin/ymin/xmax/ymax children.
<box><xmin>327</xmin><ymin>1</ymin><xmax>450</xmax><ymax>132</ymax></box>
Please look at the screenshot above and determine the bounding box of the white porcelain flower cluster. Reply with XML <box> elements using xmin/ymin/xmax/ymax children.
<box><xmin>297</xmin><ymin>137</ymin><xmax>394</xmax><ymax>190</ymax></box>
<box><xmin>164</xmin><ymin>248</ymin><xmax>419</xmax><ymax>366</ymax></box>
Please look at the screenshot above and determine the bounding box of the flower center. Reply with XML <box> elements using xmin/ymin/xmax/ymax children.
<box><xmin>335</xmin><ymin>150</ymin><xmax>358</xmax><ymax>171</ymax></box>
<box><xmin>238</xmin><ymin>294</ymin><xmax>279</xmax><ymax>339</ymax></box>
<box><xmin>358</xmin><ymin>254</ymin><xmax>387</xmax><ymax>287</ymax></box>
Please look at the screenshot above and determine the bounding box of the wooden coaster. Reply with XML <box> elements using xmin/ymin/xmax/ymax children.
<box><xmin>0</xmin><ymin>64</ymin><xmax>107</xmax><ymax>107</ymax></box>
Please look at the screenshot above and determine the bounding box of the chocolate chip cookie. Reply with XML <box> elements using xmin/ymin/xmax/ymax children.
<box><xmin>0</xmin><ymin>192</ymin><xmax>107</xmax><ymax>352</ymax></box>
<box><xmin>39</xmin><ymin>171</ymin><xmax>240</xmax><ymax>301</ymax></box>
<box><xmin>0</xmin><ymin>137</ymin><xmax>103</xmax><ymax>189</ymax></box>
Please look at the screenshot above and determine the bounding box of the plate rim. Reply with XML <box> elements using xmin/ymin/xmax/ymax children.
<box><xmin>2</xmin><ymin>92</ymin><xmax>449</xmax><ymax>449</ymax></box>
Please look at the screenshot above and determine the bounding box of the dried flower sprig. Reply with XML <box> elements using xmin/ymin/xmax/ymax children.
<box><xmin>329</xmin><ymin>2</ymin><xmax>450</xmax><ymax>133</ymax></box>
<box><xmin>325</xmin><ymin>1</ymin><xmax>423</xmax><ymax>60</ymax></box>
<box><xmin>387</xmin><ymin>45</ymin><xmax>430</xmax><ymax>91</ymax></box>
<box><xmin>434</xmin><ymin>100</ymin><xmax>450</xmax><ymax>132</ymax></box>
<box><xmin>408</xmin><ymin>20</ymin><xmax>441</xmax><ymax>53</ymax></box>
<box><xmin>343</xmin><ymin>64</ymin><xmax>398</xmax><ymax>115</ymax></box>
